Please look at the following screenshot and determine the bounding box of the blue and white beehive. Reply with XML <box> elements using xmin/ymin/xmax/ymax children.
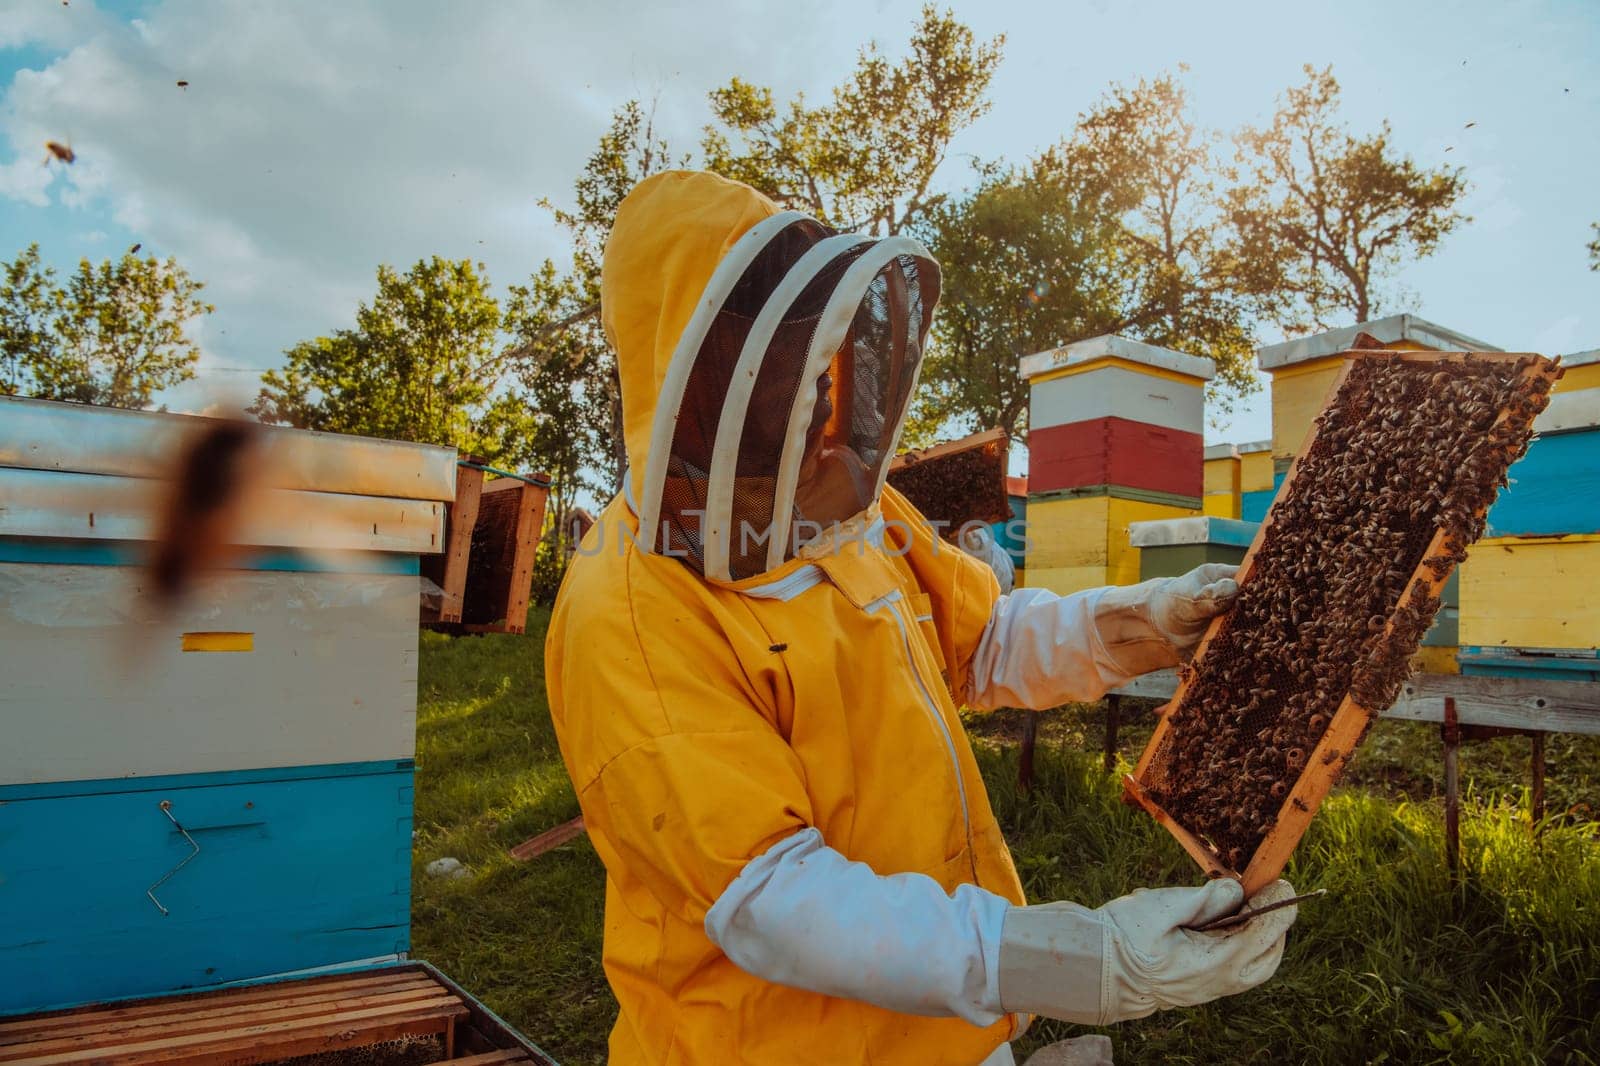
<box><xmin>0</xmin><ymin>396</ymin><xmax>453</xmax><ymax>1015</ymax></box>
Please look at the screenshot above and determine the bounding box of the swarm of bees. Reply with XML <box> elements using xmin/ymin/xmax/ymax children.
<box><xmin>1145</xmin><ymin>353</ymin><xmax>1557</xmax><ymax>870</ymax></box>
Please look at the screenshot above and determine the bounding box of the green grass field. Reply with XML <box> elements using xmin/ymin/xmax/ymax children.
<box><xmin>411</xmin><ymin>618</ymin><xmax>1600</xmax><ymax>1065</ymax></box>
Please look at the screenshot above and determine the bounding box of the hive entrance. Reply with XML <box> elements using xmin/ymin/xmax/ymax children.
<box><xmin>1127</xmin><ymin>351</ymin><xmax>1559</xmax><ymax>893</ymax></box>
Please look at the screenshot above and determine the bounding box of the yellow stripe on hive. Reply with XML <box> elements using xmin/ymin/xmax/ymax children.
<box><xmin>1458</xmin><ymin>538</ymin><xmax>1600</xmax><ymax>649</ymax></box>
<box><xmin>1203</xmin><ymin>456</ymin><xmax>1240</xmax><ymax>496</ymax></box>
<box><xmin>1027</xmin><ymin>356</ymin><xmax>1209</xmax><ymax>389</ymax></box>
<box><xmin>1271</xmin><ymin>364</ymin><xmax>1344</xmax><ymax>459</ymax></box>
<box><xmin>181</xmin><ymin>631</ymin><xmax>255</xmax><ymax>653</ymax></box>
<box><xmin>1265</xmin><ymin>353</ymin><xmax>1350</xmax><ymax>382</ymax></box>
<box><xmin>1240</xmin><ymin>450</ymin><xmax>1276</xmax><ymax>493</ymax></box>
<box><xmin>1024</xmin><ymin>496</ymin><xmax>1110</xmax><ymax>571</ymax></box>
<box><xmin>1203</xmin><ymin>493</ymin><xmax>1240</xmax><ymax>519</ymax></box>
<box><xmin>1107</xmin><ymin>498</ymin><xmax>1201</xmax><ymax>586</ymax></box>
<box><xmin>1555</xmin><ymin>362</ymin><xmax>1600</xmax><ymax>393</ymax></box>
<box><xmin>1410</xmin><ymin>645</ymin><xmax>1461</xmax><ymax>675</ymax></box>
<box><xmin>1020</xmin><ymin>565</ymin><xmax>1108</xmax><ymax>596</ymax></box>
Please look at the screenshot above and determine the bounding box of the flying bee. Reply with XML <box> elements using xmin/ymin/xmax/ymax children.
<box><xmin>44</xmin><ymin>140</ymin><xmax>75</xmax><ymax>165</ymax></box>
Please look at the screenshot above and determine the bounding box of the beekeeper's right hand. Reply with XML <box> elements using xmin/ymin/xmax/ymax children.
<box><xmin>997</xmin><ymin>878</ymin><xmax>1297</xmax><ymax>1024</ymax></box>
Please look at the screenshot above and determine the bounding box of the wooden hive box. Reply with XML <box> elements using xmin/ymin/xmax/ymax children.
<box><xmin>0</xmin><ymin>397</ymin><xmax>559</xmax><ymax>1063</ymax></box>
<box><xmin>1124</xmin><ymin>351</ymin><xmax>1560</xmax><ymax>894</ymax></box>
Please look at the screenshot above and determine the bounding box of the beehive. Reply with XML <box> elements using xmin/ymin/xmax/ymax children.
<box><xmin>1128</xmin><ymin>516</ymin><xmax>1254</xmax><ymax>580</ymax></box>
<box><xmin>1125</xmin><ymin>351</ymin><xmax>1559</xmax><ymax>893</ymax></box>
<box><xmin>1236</xmin><ymin>441</ymin><xmax>1275</xmax><ymax>525</ymax></box>
<box><xmin>1019</xmin><ymin>335</ymin><xmax>1212</xmax><ymax>595</ymax></box>
<box><xmin>0</xmin><ymin>397</ymin><xmax>555</xmax><ymax>1063</ymax></box>
<box><xmin>1202</xmin><ymin>445</ymin><xmax>1242</xmax><ymax>519</ymax></box>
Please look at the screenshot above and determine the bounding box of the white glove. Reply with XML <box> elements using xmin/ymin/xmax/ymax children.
<box><xmin>997</xmin><ymin>878</ymin><xmax>1296</xmax><ymax>1025</ymax></box>
<box><xmin>960</xmin><ymin>525</ymin><xmax>1016</xmax><ymax>595</ymax></box>
<box><xmin>1093</xmin><ymin>563</ymin><xmax>1239</xmax><ymax>674</ymax></box>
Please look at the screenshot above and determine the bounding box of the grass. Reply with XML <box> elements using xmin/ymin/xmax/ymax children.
<box><xmin>412</xmin><ymin>618</ymin><xmax>1600</xmax><ymax>1065</ymax></box>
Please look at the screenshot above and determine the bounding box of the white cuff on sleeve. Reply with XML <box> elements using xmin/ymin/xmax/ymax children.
<box><xmin>704</xmin><ymin>827</ymin><xmax>1012</xmax><ymax>1027</ymax></box>
<box><xmin>963</xmin><ymin>587</ymin><xmax>1135</xmax><ymax>710</ymax></box>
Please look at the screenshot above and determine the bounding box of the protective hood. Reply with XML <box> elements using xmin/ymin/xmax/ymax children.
<box><xmin>602</xmin><ymin>170</ymin><xmax>941</xmax><ymax>583</ymax></box>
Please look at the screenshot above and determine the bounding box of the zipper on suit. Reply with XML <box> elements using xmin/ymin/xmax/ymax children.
<box><xmin>867</xmin><ymin>589</ymin><xmax>978</xmax><ymax>882</ymax></box>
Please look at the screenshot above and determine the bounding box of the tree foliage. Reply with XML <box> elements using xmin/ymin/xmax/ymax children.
<box><xmin>514</xmin><ymin>100</ymin><xmax>686</xmax><ymax>498</ymax></box>
<box><xmin>915</xmin><ymin>72</ymin><xmax>1265</xmax><ymax>440</ymax></box>
<box><xmin>252</xmin><ymin>256</ymin><xmax>522</xmax><ymax>461</ymax></box>
<box><xmin>1227</xmin><ymin>65</ymin><xmax>1471</xmax><ymax>330</ymax></box>
<box><xmin>703</xmin><ymin>5</ymin><xmax>1003</xmax><ymax>235</ymax></box>
<box><xmin>1067</xmin><ymin>72</ymin><xmax>1260</xmax><ymax>399</ymax></box>
<box><xmin>911</xmin><ymin>160</ymin><xmax>1129</xmax><ymax>441</ymax></box>
<box><xmin>0</xmin><ymin>244</ymin><xmax>211</xmax><ymax>408</ymax></box>
<box><xmin>0</xmin><ymin>244</ymin><xmax>52</xmax><ymax>397</ymax></box>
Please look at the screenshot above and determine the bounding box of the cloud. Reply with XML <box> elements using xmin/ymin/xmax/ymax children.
<box><xmin>4</xmin><ymin>0</ymin><xmax>1597</xmax><ymax>421</ymax></box>
<box><xmin>0</xmin><ymin>0</ymin><xmax>900</xmax><ymax>402</ymax></box>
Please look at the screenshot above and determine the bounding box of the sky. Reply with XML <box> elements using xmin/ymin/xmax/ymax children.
<box><xmin>2</xmin><ymin>0</ymin><xmax>1598</xmax><ymax>453</ymax></box>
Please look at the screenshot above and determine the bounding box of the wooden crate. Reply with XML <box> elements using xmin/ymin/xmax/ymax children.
<box><xmin>460</xmin><ymin>477</ymin><xmax>549</xmax><ymax>635</ymax></box>
<box><xmin>421</xmin><ymin>464</ymin><xmax>485</xmax><ymax>625</ymax></box>
<box><xmin>1125</xmin><ymin>350</ymin><xmax>1560</xmax><ymax>895</ymax></box>
<box><xmin>0</xmin><ymin>963</ymin><xmax>554</xmax><ymax>1066</ymax></box>
<box><xmin>422</xmin><ymin>469</ymin><xmax>549</xmax><ymax>635</ymax></box>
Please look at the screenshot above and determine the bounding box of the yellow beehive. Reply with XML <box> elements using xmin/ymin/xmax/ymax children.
<box><xmin>1258</xmin><ymin>316</ymin><xmax>1496</xmax><ymax>464</ymax></box>
<box><xmin>1023</xmin><ymin>494</ymin><xmax>1201</xmax><ymax>592</ymax></box>
<box><xmin>1203</xmin><ymin>445</ymin><xmax>1241</xmax><ymax>519</ymax></box>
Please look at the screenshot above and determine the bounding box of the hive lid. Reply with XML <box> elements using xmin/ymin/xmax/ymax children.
<box><xmin>1128</xmin><ymin>516</ymin><xmax>1259</xmax><ymax>549</ymax></box>
<box><xmin>1018</xmin><ymin>334</ymin><xmax>1217</xmax><ymax>383</ymax></box>
<box><xmin>0</xmin><ymin>397</ymin><xmax>452</xmax><ymax>555</ymax></box>
<box><xmin>1255</xmin><ymin>314</ymin><xmax>1501</xmax><ymax>371</ymax></box>
<box><xmin>0</xmin><ymin>396</ymin><xmax>457</xmax><ymax>501</ymax></box>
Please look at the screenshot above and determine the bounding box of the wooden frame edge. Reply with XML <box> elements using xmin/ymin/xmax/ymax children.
<box><xmin>1129</xmin><ymin>348</ymin><xmax>1561</xmax><ymax>887</ymax></box>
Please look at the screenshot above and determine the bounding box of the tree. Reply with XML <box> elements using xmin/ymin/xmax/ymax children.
<box><xmin>702</xmin><ymin>5</ymin><xmax>1003</xmax><ymax>235</ymax></box>
<box><xmin>1227</xmin><ymin>65</ymin><xmax>1470</xmax><ymax>331</ymax></box>
<box><xmin>503</xmin><ymin>261</ymin><xmax>608</xmax><ymax>536</ymax></box>
<box><xmin>911</xmin><ymin>160</ymin><xmax>1132</xmax><ymax>441</ymax></box>
<box><xmin>0</xmin><ymin>245</ymin><xmax>53</xmax><ymax>396</ymax></box>
<box><xmin>1066</xmin><ymin>72</ymin><xmax>1260</xmax><ymax>400</ymax></box>
<box><xmin>253</xmin><ymin>257</ymin><xmax>518</xmax><ymax>460</ymax></box>
<box><xmin>913</xmin><ymin>72</ymin><xmax>1267</xmax><ymax>440</ymax></box>
<box><xmin>1</xmin><ymin>246</ymin><xmax>212</xmax><ymax>408</ymax></box>
<box><xmin>508</xmin><ymin>100</ymin><xmax>686</xmax><ymax>493</ymax></box>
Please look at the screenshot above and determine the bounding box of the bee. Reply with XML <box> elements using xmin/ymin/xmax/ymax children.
<box><xmin>44</xmin><ymin>140</ymin><xmax>75</xmax><ymax>165</ymax></box>
<box><xmin>149</xmin><ymin>419</ymin><xmax>266</xmax><ymax>609</ymax></box>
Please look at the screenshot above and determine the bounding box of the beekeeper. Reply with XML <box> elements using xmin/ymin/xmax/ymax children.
<box><xmin>545</xmin><ymin>170</ymin><xmax>1296</xmax><ymax>1066</ymax></box>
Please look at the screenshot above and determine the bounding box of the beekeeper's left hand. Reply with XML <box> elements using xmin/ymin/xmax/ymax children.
<box><xmin>998</xmin><ymin>877</ymin><xmax>1297</xmax><ymax>1025</ymax></box>
<box><xmin>1093</xmin><ymin>563</ymin><xmax>1239</xmax><ymax>674</ymax></box>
